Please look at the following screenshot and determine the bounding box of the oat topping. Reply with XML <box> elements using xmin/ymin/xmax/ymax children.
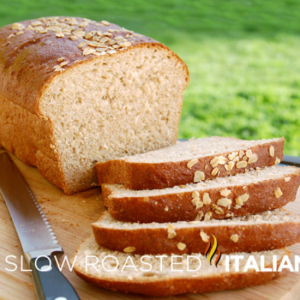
<box><xmin>83</xmin><ymin>47</ymin><xmax>96</xmax><ymax>55</ymax></box>
<box><xmin>191</xmin><ymin>197</ymin><xmax>203</xmax><ymax>209</ymax></box>
<box><xmin>210</xmin><ymin>157</ymin><xmax>219</xmax><ymax>168</ymax></box>
<box><xmin>269</xmin><ymin>146</ymin><xmax>275</xmax><ymax>157</ymax></box>
<box><xmin>210</xmin><ymin>156</ymin><xmax>226</xmax><ymax>168</ymax></box>
<box><xmin>275</xmin><ymin>157</ymin><xmax>281</xmax><ymax>164</ymax></box>
<box><xmin>228</xmin><ymin>152</ymin><xmax>238</xmax><ymax>160</ymax></box>
<box><xmin>101</xmin><ymin>20</ymin><xmax>110</xmax><ymax>26</ymax></box>
<box><xmin>213</xmin><ymin>205</ymin><xmax>224</xmax><ymax>214</ymax></box>
<box><xmin>220</xmin><ymin>188</ymin><xmax>231</xmax><ymax>197</ymax></box>
<box><xmin>235</xmin><ymin>194</ymin><xmax>249</xmax><ymax>206</ymax></box>
<box><xmin>167</xmin><ymin>224</ymin><xmax>177</xmax><ymax>239</ymax></box>
<box><xmin>55</xmin><ymin>32</ymin><xmax>64</xmax><ymax>37</ymax></box>
<box><xmin>233</xmin><ymin>156</ymin><xmax>240</xmax><ymax>162</ymax></box>
<box><xmin>248</xmin><ymin>153</ymin><xmax>258</xmax><ymax>164</ymax></box>
<box><xmin>192</xmin><ymin>191</ymin><xmax>200</xmax><ymax>198</ymax></box>
<box><xmin>211</xmin><ymin>167</ymin><xmax>219</xmax><ymax>176</ymax></box>
<box><xmin>236</xmin><ymin>161</ymin><xmax>247</xmax><ymax>169</ymax></box>
<box><xmin>246</xmin><ymin>149</ymin><xmax>253</xmax><ymax>158</ymax></box>
<box><xmin>217</xmin><ymin>198</ymin><xmax>232</xmax><ymax>207</ymax></box>
<box><xmin>7</xmin><ymin>17</ymin><xmax>137</xmax><ymax>62</ymax></box>
<box><xmin>230</xmin><ymin>234</ymin><xmax>239</xmax><ymax>243</ymax></box>
<box><xmin>177</xmin><ymin>242</ymin><xmax>186</xmax><ymax>251</ymax></box>
<box><xmin>120</xmin><ymin>41</ymin><xmax>132</xmax><ymax>47</ymax></box>
<box><xmin>187</xmin><ymin>158</ymin><xmax>198</xmax><ymax>169</ymax></box>
<box><xmin>239</xmin><ymin>150</ymin><xmax>245</xmax><ymax>158</ymax></box>
<box><xmin>204</xmin><ymin>211</ymin><xmax>212</xmax><ymax>221</ymax></box>
<box><xmin>195</xmin><ymin>211</ymin><xmax>204</xmax><ymax>221</ymax></box>
<box><xmin>227</xmin><ymin>161</ymin><xmax>235</xmax><ymax>171</ymax></box>
<box><xmin>200</xmin><ymin>231</ymin><xmax>209</xmax><ymax>243</ymax></box>
<box><xmin>78</xmin><ymin>42</ymin><xmax>86</xmax><ymax>48</ymax></box>
<box><xmin>284</xmin><ymin>177</ymin><xmax>291</xmax><ymax>182</ymax></box>
<box><xmin>123</xmin><ymin>246</ymin><xmax>136</xmax><ymax>253</ymax></box>
<box><xmin>203</xmin><ymin>192</ymin><xmax>212</xmax><ymax>205</ymax></box>
<box><xmin>31</xmin><ymin>21</ymin><xmax>43</xmax><ymax>27</ymax></box>
<box><xmin>59</xmin><ymin>61</ymin><xmax>69</xmax><ymax>67</ymax></box>
<box><xmin>274</xmin><ymin>187</ymin><xmax>283</xmax><ymax>198</ymax></box>
<box><xmin>11</xmin><ymin>23</ymin><xmax>25</xmax><ymax>30</ymax></box>
<box><xmin>194</xmin><ymin>171</ymin><xmax>205</xmax><ymax>182</ymax></box>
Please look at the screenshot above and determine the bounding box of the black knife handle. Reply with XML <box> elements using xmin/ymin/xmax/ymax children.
<box><xmin>30</xmin><ymin>255</ymin><xmax>80</xmax><ymax>300</ymax></box>
<box><xmin>282</xmin><ymin>155</ymin><xmax>300</xmax><ymax>168</ymax></box>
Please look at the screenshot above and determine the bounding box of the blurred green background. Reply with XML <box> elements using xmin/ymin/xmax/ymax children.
<box><xmin>1</xmin><ymin>0</ymin><xmax>300</xmax><ymax>155</ymax></box>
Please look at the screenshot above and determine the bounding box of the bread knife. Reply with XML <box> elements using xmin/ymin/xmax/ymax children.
<box><xmin>282</xmin><ymin>155</ymin><xmax>300</xmax><ymax>168</ymax></box>
<box><xmin>0</xmin><ymin>152</ymin><xmax>80</xmax><ymax>300</ymax></box>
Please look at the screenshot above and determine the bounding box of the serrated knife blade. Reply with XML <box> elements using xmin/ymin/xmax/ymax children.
<box><xmin>0</xmin><ymin>152</ymin><xmax>79</xmax><ymax>300</ymax></box>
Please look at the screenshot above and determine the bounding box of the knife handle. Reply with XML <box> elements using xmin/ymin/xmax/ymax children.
<box><xmin>30</xmin><ymin>255</ymin><xmax>80</xmax><ymax>300</ymax></box>
<box><xmin>282</xmin><ymin>155</ymin><xmax>300</xmax><ymax>168</ymax></box>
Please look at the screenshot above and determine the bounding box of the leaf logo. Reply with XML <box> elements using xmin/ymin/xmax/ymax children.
<box><xmin>204</xmin><ymin>234</ymin><xmax>222</xmax><ymax>267</ymax></box>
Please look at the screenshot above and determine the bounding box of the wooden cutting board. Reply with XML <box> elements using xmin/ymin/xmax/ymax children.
<box><xmin>0</xmin><ymin>150</ymin><xmax>300</xmax><ymax>300</ymax></box>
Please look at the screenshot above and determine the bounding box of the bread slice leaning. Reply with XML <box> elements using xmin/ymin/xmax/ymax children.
<box><xmin>102</xmin><ymin>165</ymin><xmax>300</xmax><ymax>223</ymax></box>
<box><xmin>96</xmin><ymin>137</ymin><xmax>284</xmax><ymax>190</ymax></box>
<box><xmin>72</xmin><ymin>236</ymin><xmax>289</xmax><ymax>296</ymax></box>
<box><xmin>92</xmin><ymin>209</ymin><xmax>300</xmax><ymax>255</ymax></box>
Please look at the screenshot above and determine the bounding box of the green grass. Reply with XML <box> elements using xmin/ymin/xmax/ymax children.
<box><xmin>174</xmin><ymin>34</ymin><xmax>300</xmax><ymax>155</ymax></box>
<box><xmin>1</xmin><ymin>0</ymin><xmax>300</xmax><ymax>155</ymax></box>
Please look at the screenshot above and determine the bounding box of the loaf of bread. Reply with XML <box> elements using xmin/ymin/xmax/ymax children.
<box><xmin>0</xmin><ymin>17</ymin><xmax>189</xmax><ymax>194</ymax></box>
<box><xmin>72</xmin><ymin>236</ymin><xmax>289</xmax><ymax>296</ymax></box>
<box><xmin>93</xmin><ymin>209</ymin><xmax>300</xmax><ymax>254</ymax></box>
<box><xmin>102</xmin><ymin>165</ymin><xmax>300</xmax><ymax>223</ymax></box>
<box><xmin>96</xmin><ymin>136</ymin><xmax>284</xmax><ymax>190</ymax></box>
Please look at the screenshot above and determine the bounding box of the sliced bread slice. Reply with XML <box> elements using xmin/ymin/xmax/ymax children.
<box><xmin>102</xmin><ymin>165</ymin><xmax>300</xmax><ymax>223</ymax></box>
<box><xmin>92</xmin><ymin>209</ymin><xmax>300</xmax><ymax>255</ymax></box>
<box><xmin>72</xmin><ymin>236</ymin><xmax>289</xmax><ymax>296</ymax></box>
<box><xmin>96</xmin><ymin>137</ymin><xmax>284</xmax><ymax>190</ymax></box>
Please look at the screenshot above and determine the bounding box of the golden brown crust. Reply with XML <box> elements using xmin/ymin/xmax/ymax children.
<box><xmin>103</xmin><ymin>168</ymin><xmax>300</xmax><ymax>223</ymax></box>
<box><xmin>0</xmin><ymin>93</ymin><xmax>56</xmax><ymax>163</ymax></box>
<box><xmin>73</xmin><ymin>252</ymin><xmax>287</xmax><ymax>296</ymax></box>
<box><xmin>74</xmin><ymin>269</ymin><xmax>282</xmax><ymax>296</ymax></box>
<box><xmin>96</xmin><ymin>138</ymin><xmax>285</xmax><ymax>190</ymax></box>
<box><xmin>93</xmin><ymin>213</ymin><xmax>300</xmax><ymax>254</ymax></box>
<box><xmin>0</xmin><ymin>92</ymin><xmax>70</xmax><ymax>191</ymax></box>
<box><xmin>0</xmin><ymin>17</ymin><xmax>189</xmax><ymax>194</ymax></box>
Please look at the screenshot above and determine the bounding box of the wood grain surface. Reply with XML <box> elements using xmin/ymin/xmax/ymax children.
<box><xmin>0</xmin><ymin>150</ymin><xmax>300</xmax><ymax>300</ymax></box>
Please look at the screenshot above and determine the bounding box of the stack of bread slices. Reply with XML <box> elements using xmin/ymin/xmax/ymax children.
<box><xmin>73</xmin><ymin>136</ymin><xmax>300</xmax><ymax>296</ymax></box>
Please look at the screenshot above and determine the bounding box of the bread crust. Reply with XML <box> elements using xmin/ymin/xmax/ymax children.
<box><xmin>93</xmin><ymin>211</ymin><xmax>300</xmax><ymax>254</ymax></box>
<box><xmin>103</xmin><ymin>167</ymin><xmax>300</xmax><ymax>223</ymax></box>
<box><xmin>0</xmin><ymin>17</ymin><xmax>189</xmax><ymax>194</ymax></box>
<box><xmin>96</xmin><ymin>138</ymin><xmax>285</xmax><ymax>190</ymax></box>
<box><xmin>73</xmin><ymin>267</ymin><xmax>283</xmax><ymax>296</ymax></box>
<box><xmin>72</xmin><ymin>238</ymin><xmax>289</xmax><ymax>296</ymax></box>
